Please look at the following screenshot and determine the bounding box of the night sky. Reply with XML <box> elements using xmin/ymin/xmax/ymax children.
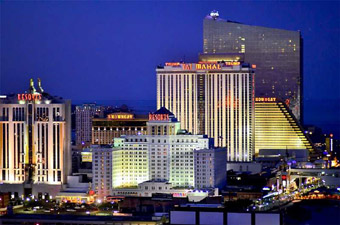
<box><xmin>1</xmin><ymin>1</ymin><xmax>339</xmax><ymax>137</ymax></box>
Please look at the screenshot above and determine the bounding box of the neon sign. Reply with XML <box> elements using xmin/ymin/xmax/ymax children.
<box><xmin>149</xmin><ymin>114</ymin><xmax>169</xmax><ymax>121</ymax></box>
<box><xmin>225</xmin><ymin>62</ymin><xmax>240</xmax><ymax>66</ymax></box>
<box><xmin>182</xmin><ymin>64</ymin><xmax>193</xmax><ymax>70</ymax></box>
<box><xmin>255</xmin><ymin>97</ymin><xmax>276</xmax><ymax>102</ymax></box>
<box><xmin>108</xmin><ymin>113</ymin><xmax>134</xmax><ymax>120</ymax></box>
<box><xmin>165</xmin><ymin>62</ymin><xmax>180</xmax><ymax>66</ymax></box>
<box><xmin>181</xmin><ymin>63</ymin><xmax>223</xmax><ymax>70</ymax></box>
<box><xmin>196</xmin><ymin>63</ymin><xmax>221</xmax><ymax>70</ymax></box>
<box><xmin>17</xmin><ymin>93</ymin><xmax>42</xmax><ymax>101</ymax></box>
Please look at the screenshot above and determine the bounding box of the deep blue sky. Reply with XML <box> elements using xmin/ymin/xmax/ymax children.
<box><xmin>1</xmin><ymin>1</ymin><xmax>339</xmax><ymax>136</ymax></box>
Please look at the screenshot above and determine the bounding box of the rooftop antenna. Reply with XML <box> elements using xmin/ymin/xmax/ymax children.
<box><xmin>210</xmin><ymin>10</ymin><xmax>219</xmax><ymax>20</ymax></box>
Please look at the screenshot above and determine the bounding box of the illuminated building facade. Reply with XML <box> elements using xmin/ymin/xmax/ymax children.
<box><xmin>112</xmin><ymin>108</ymin><xmax>209</xmax><ymax>188</ymax></box>
<box><xmin>255</xmin><ymin>97</ymin><xmax>313</xmax><ymax>155</ymax></box>
<box><xmin>75</xmin><ymin>103</ymin><xmax>103</xmax><ymax>146</ymax></box>
<box><xmin>112</xmin><ymin>141</ymin><xmax>149</xmax><ymax>188</ymax></box>
<box><xmin>92</xmin><ymin>112</ymin><xmax>148</xmax><ymax>145</ymax></box>
<box><xmin>91</xmin><ymin>146</ymin><xmax>113</xmax><ymax>199</ymax></box>
<box><xmin>0</xmin><ymin>79</ymin><xmax>71</xmax><ymax>197</ymax></box>
<box><xmin>203</xmin><ymin>12</ymin><xmax>303</xmax><ymax>122</ymax></box>
<box><xmin>157</xmin><ymin>62</ymin><xmax>255</xmax><ymax>162</ymax></box>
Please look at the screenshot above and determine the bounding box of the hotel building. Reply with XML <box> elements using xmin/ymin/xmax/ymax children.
<box><xmin>91</xmin><ymin>146</ymin><xmax>113</xmax><ymax>199</ymax></box>
<box><xmin>255</xmin><ymin>97</ymin><xmax>313</xmax><ymax>156</ymax></box>
<box><xmin>203</xmin><ymin>11</ymin><xmax>303</xmax><ymax>122</ymax></box>
<box><xmin>112</xmin><ymin>108</ymin><xmax>210</xmax><ymax>188</ymax></box>
<box><xmin>0</xmin><ymin>79</ymin><xmax>71</xmax><ymax>197</ymax></box>
<box><xmin>156</xmin><ymin>62</ymin><xmax>255</xmax><ymax>162</ymax></box>
<box><xmin>92</xmin><ymin>112</ymin><xmax>148</xmax><ymax>145</ymax></box>
<box><xmin>75</xmin><ymin>103</ymin><xmax>103</xmax><ymax>146</ymax></box>
<box><xmin>194</xmin><ymin>148</ymin><xmax>227</xmax><ymax>189</ymax></box>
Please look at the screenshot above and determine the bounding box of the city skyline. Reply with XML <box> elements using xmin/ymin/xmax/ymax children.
<box><xmin>1</xmin><ymin>1</ymin><xmax>339</xmax><ymax>137</ymax></box>
<box><xmin>0</xmin><ymin>2</ymin><xmax>339</xmax><ymax>224</ymax></box>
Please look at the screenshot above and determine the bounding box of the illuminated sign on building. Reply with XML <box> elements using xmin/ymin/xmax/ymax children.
<box><xmin>181</xmin><ymin>63</ymin><xmax>223</xmax><ymax>70</ymax></box>
<box><xmin>149</xmin><ymin>113</ymin><xmax>169</xmax><ymax>121</ymax></box>
<box><xmin>225</xmin><ymin>62</ymin><xmax>240</xmax><ymax>66</ymax></box>
<box><xmin>196</xmin><ymin>63</ymin><xmax>222</xmax><ymax>70</ymax></box>
<box><xmin>108</xmin><ymin>113</ymin><xmax>134</xmax><ymax>120</ymax></box>
<box><xmin>165</xmin><ymin>62</ymin><xmax>180</xmax><ymax>66</ymax></box>
<box><xmin>255</xmin><ymin>97</ymin><xmax>277</xmax><ymax>102</ymax></box>
<box><xmin>182</xmin><ymin>64</ymin><xmax>193</xmax><ymax>70</ymax></box>
<box><xmin>17</xmin><ymin>93</ymin><xmax>42</xmax><ymax>101</ymax></box>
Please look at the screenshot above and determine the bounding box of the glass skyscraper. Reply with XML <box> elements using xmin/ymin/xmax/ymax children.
<box><xmin>203</xmin><ymin>12</ymin><xmax>303</xmax><ymax>122</ymax></box>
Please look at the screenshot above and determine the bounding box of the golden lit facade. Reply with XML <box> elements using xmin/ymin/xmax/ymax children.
<box><xmin>92</xmin><ymin>113</ymin><xmax>148</xmax><ymax>145</ymax></box>
<box><xmin>255</xmin><ymin>99</ymin><xmax>313</xmax><ymax>155</ymax></box>
<box><xmin>0</xmin><ymin>79</ymin><xmax>71</xmax><ymax>187</ymax></box>
<box><xmin>157</xmin><ymin>63</ymin><xmax>255</xmax><ymax>161</ymax></box>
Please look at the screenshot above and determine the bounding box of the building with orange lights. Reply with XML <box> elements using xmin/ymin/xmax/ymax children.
<box><xmin>92</xmin><ymin>112</ymin><xmax>148</xmax><ymax>145</ymax></box>
<box><xmin>157</xmin><ymin>62</ymin><xmax>255</xmax><ymax>162</ymax></box>
<box><xmin>254</xmin><ymin>98</ymin><xmax>313</xmax><ymax>156</ymax></box>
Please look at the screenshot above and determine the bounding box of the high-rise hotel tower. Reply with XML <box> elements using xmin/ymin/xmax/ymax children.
<box><xmin>157</xmin><ymin>62</ymin><xmax>255</xmax><ymax>161</ymax></box>
<box><xmin>203</xmin><ymin>11</ymin><xmax>303</xmax><ymax>122</ymax></box>
<box><xmin>0</xmin><ymin>79</ymin><xmax>71</xmax><ymax>197</ymax></box>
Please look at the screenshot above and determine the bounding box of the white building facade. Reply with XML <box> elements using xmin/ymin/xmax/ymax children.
<box><xmin>112</xmin><ymin>108</ymin><xmax>210</xmax><ymax>188</ymax></box>
<box><xmin>157</xmin><ymin>62</ymin><xmax>255</xmax><ymax>161</ymax></box>
<box><xmin>0</xmin><ymin>79</ymin><xmax>71</xmax><ymax>197</ymax></box>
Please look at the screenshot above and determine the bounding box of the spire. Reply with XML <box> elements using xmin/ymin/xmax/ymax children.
<box><xmin>37</xmin><ymin>78</ymin><xmax>44</xmax><ymax>93</ymax></box>
<box><xmin>29</xmin><ymin>78</ymin><xmax>36</xmax><ymax>94</ymax></box>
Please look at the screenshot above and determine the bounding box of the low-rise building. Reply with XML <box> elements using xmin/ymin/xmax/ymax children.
<box><xmin>111</xmin><ymin>180</ymin><xmax>211</xmax><ymax>202</ymax></box>
<box><xmin>55</xmin><ymin>175</ymin><xmax>93</xmax><ymax>204</ymax></box>
<box><xmin>0</xmin><ymin>192</ymin><xmax>10</xmax><ymax>208</ymax></box>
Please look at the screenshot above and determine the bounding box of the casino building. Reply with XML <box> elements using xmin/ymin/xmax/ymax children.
<box><xmin>156</xmin><ymin>62</ymin><xmax>255</xmax><ymax>162</ymax></box>
<box><xmin>0</xmin><ymin>79</ymin><xmax>71</xmax><ymax>198</ymax></box>
<box><xmin>92</xmin><ymin>112</ymin><xmax>148</xmax><ymax>145</ymax></box>
<box><xmin>203</xmin><ymin>11</ymin><xmax>303</xmax><ymax>122</ymax></box>
<box><xmin>75</xmin><ymin>103</ymin><xmax>104</xmax><ymax>146</ymax></box>
<box><xmin>111</xmin><ymin>107</ymin><xmax>210</xmax><ymax>188</ymax></box>
<box><xmin>255</xmin><ymin>97</ymin><xmax>313</xmax><ymax>156</ymax></box>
